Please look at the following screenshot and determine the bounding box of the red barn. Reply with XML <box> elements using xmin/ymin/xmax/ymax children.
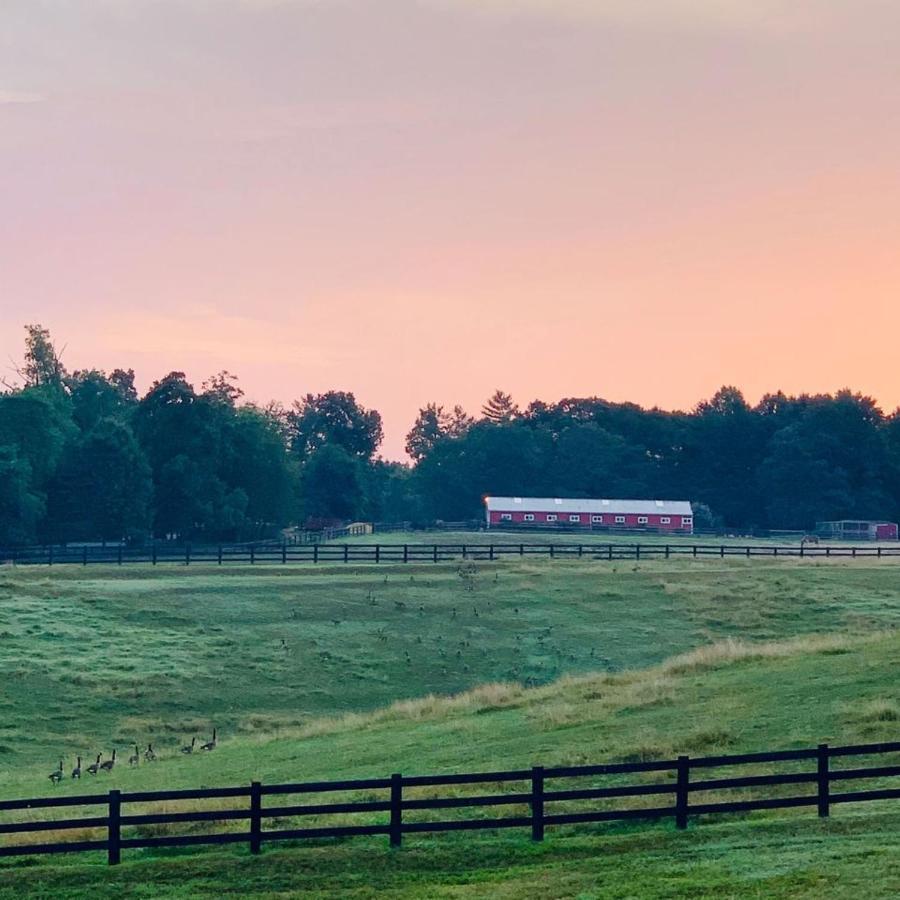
<box><xmin>485</xmin><ymin>497</ymin><xmax>694</xmax><ymax>534</ymax></box>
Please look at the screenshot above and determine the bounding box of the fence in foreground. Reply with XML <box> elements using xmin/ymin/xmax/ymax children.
<box><xmin>0</xmin><ymin>740</ymin><xmax>897</xmax><ymax>866</ymax></box>
<box><xmin>1</xmin><ymin>542</ymin><xmax>899</xmax><ymax>566</ymax></box>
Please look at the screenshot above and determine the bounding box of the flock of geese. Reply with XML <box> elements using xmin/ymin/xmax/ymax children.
<box><xmin>47</xmin><ymin>729</ymin><xmax>218</xmax><ymax>785</ymax></box>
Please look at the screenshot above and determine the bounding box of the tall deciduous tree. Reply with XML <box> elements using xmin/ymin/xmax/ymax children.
<box><xmin>288</xmin><ymin>391</ymin><xmax>383</xmax><ymax>460</ymax></box>
<box><xmin>0</xmin><ymin>447</ymin><xmax>44</xmax><ymax>545</ymax></box>
<box><xmin>302</xmin><ymin>444</ymin><xmax>363</xmax><ymax>522</ymax></box>
<box><xmin>45</xmin><ymin>420</ymin><xmax>153</xmax><ymax>542</ymax></box>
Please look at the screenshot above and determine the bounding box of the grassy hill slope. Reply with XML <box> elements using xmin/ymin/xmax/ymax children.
<box><xmin>1</xmin><ymin>558</ymin><xmax>899</xmax><ymax>768</ymax></box>
<box><xmin>0</xmin><ymin>631</ymin><xmax>898</xmax><ymax>897</ymax></box>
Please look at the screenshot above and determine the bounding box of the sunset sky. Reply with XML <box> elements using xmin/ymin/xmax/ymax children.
<box><xmin>2</xmin><ymin>1</ymin><xmax>899</xmax><ymax>457</ymax></box>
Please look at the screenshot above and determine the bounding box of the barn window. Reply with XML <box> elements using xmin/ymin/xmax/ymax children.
<box><xmin>524</xmin><ymin>514</ymin><xmax>535</xmax><ymax>521</ymax></box>
<box><xmin>569</xmin><ymin>515</ymin><xmax>581</xmax><ymax>522</ymax></box>
<box><xmin>500</xmin><ymin>513</ymin><xmax>512</xmax><ymax>521</ymax></box>
<box><xmin>546</xmin><ymin>514</ymin><xmax>558</xmax><ymax>522</ymax></box>
<box><xmin>592</xmin><ymin>515</ymin><xmax>603</xmax><ymax>523</ymax></box>
<box><xmin>682</xmin><ymin>517</ymin><xmax>693</xmax><ymax>526</ymax></box>
<box><xmin>638</xmin><ymin>516</ymin><xmax>648</xmax><ymax>524</ymax></box>
<box><xmin>660</xmin><ymin>516</ymin><xmax>671</xmax><ymax>524</ymax></box>
<box><xmin>615</xmin><ymin>515</ymin><xmax>626</xmax><ymax>524</ymax></box>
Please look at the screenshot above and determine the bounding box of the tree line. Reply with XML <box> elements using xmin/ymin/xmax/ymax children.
<box><xmin>1</xmin><ymin>325</ymin><xmax>899</xmax><ymax>545</ymax></box>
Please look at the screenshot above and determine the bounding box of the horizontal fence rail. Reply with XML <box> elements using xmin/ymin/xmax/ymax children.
<box><xmin>0</xmin><ymin>542</ymin><xmax>899</xmax><ymax>567</ymax></box>
<box><xmin>0</xmin><ymin>740</ymin><xmax>897</xmax><ymax>866</ymax></box>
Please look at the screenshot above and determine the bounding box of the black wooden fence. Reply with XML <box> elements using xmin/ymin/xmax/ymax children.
<box><xmin>1</xmin><ymin>740</ymin><xmax>897</xmax><ymax>866</ymax></box>
<box><xmin>1</xmin><ymin>542</ymin><xmax>899</xmax><ymax>567</ymax></box>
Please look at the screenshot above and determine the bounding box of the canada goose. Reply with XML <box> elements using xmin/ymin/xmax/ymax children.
<box><xmin>48</xmin><ymin>760</ymin><xmax>63</xmax><ymax>785</ymax></box>
<box><xmin>144</xmin><ymin>743</ymin><xmax>156</xmax><ymax>762</ymax></box>
<box><xmin>72</xmin><ymin>756</ymin><xmax>82</xmax><ymax>779</ymax></box>
<box><xmin>128</xmin><ymin>744</ymin><xmax>140</xmax><ymax>767</ymax></box>
<box><xmin>200</xmin><ymin>728</ymin><xmax>217</xmax><ymax>752</ymax></box>
<box><xmin>100</xmin><ymin>749</ymin><xmax>117</xmax><ymax>772</ymax></box>
<box><xmin>86</xmin><ymin>754</ymin><xmax>102</xmax><ymax>775</ymax></box>
<box><xmin>181</xmin><ymin>737</ymin><xmax>196</xmax><ymax>754</ymax></box>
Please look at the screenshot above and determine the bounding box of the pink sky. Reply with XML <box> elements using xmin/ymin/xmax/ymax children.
<box><xmin>2</xmin><ymin>1</ymin><xmax>899</xmax><ymax>457</ymax></box>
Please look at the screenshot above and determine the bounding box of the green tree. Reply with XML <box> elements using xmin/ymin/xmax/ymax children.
<box><xmin>481</xmin><ymin>390</ymin><xmax>519</xmax><ymax>424</ymax></box>
<box><xmin>0</xmin><ymin>446</ymin><xmax>44</xmax><ymax>545</ymax></box>
<box><xmin>221</xmin><ymin>406</ymin><xmax>300</xmax><ymax>533</ymax></box>
<box><xmin>551</xmin><ymin>423</ymin><xmax>651</xmax><ymax>498</ymax></box>
<box><xmin>68</xmin><ymin>369</ymin><xmax>138</xmax><ymax>432</ymax></box>
<box><xmin>302</xmin><ymin>444</ymin><xmax>363</xmax><ymax>522</ymax></box>
<box><xmin>0</xmin><ymin>391</ymin><xmax>72</xmax><ymax>487</ymax></box>
<box><xmin>45</xmin><ymin>420</ymin><xmax>153</xmax><ymax>542</ymax></box>
<box><xmin>759</xmin><ymin>392</ymin><xmax>890</xmax><ymax>529</ymax></box>
<box><xmin>288</xmin><ymin>391</ymin><xmax>383</xmax><ymax>460</ymax></box>
<box><xmin>17</xmin><ymin>324</ymin><xmax>66</xmax><ymax>390</ymax></box>
<box><xmin>405</xmin><ymin>404</ymin><xmax>451</xmax><ymax>462</ymax></box>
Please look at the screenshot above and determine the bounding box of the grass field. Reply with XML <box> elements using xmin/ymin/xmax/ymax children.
<box><xmin>2</xmin><ymin>557</ymin><xmax>899</xmax><ymax>772</ymax></box>
<box><xmin>0</xmin><ymin>630</ymin><xmax>898</xmax><ymax>897</ymax></box>
<box><xmin>0</xmin><ymin>556</ymin><xmax>898</xmax><ymax>896</ymax></box>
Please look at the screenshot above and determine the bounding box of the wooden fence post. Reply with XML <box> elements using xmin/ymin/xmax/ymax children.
<box><xmin>313</xmin><ymin>544</ymin><xmax>319</xmax><ymax>564</ymax></box>
<box><xmin>218</xmin><ymin>544</ymin><xmax>223</xmax><ymax>565</ymax></box>
<box><xmin>375</xmin><ymin>545</ymin><xmax>381</xmax><ymax>564</ymax></box>
<box><xmin>282</xmin><ymin>542</ymin><xmax>287</xmax><ymax>565</ymax></box>
<box><xmin>403</xmin><ymin>544</ymin><xmax>408</xmax><ymax>564</ymax></box>
<box><xmin>531</xmin><ymin>765</ymin><xmax>545</xmax><ymax>842</ymax></box>
<box><xmin>549</xmin><ymin>544</ymin><xmax>554</xmax><ymax>559</ymax></box>
<box><xmin>520</xmin><ymin>543</ymin><xmax>525</xmax><ymax>558</ymax></box>
<box><xmin>665</xmin><ymin>545</ymin><xmax>670</xmax><ymax>559</ymax></box>
<box><xmin>675</xmin><ymin>755</ymin><xmax>690</xmax><ymax>829</ymax></box>
<box><xmin>108</xmin><ymin>789</ymin><xmax>121</xmax><ymax>865</ymax></box>
<box><xmin>152</xmin><ymin>544</ymin><xmax>157</xmax><ymax>566</ymax></box>
<box><xmin>83</xmin><ymin>546</ymin><xmax>88</xmax><ymax>566</ymax></box>
<box><xmin>390</xmin><ymin>773</ymin><xmax>403</xmax><ymax>848</ymax></box>
<box><xmin>817</xmin><ymin>744</ymin><xmax>830</xmax><ymax>818</ymax></box>
<box><xmin>185</xmin><ymin>544</ymin><xmax>191</xmax><ymax>566</ymax></box>
<box><xmin>250</xmin><ymin>546</ymin><xmax>255</xmax><ymax>565</ymax></box>
<box><xmin>489</xmin><ymin>544</ymin><xmax>495</xmax><ymax>562</ymax></box>
<box><xmin>462</xmin><ymin>544</ymin><xmax>467</xmax><ymax>560</ymax></box>
<box><xmin>48</xmin><ymin>545</ymin><xmax>53</xmax><ymax>566</ymax></box>
<box><xmin>434</xmin><ymin>544</ymin><xmax>439</xmax><ymax>563</ymax></box>
<box><xmin>636</xmin><ymin>544</ymin><xmax>641</xmax><ymax>561</ymax></box>
<box><xmin>608</xmin><ymin>545</ymin><xmax>613</xmax><ymax>561</ymax></box>
<box><xmin>250</xmin><ymin>781</ymin><xmax>262</xmax><ymax>854</ymax></box>
<box><xmin>344</xmin><ymin>544</ymin><xmax>349</xmax><ymax>564</ymax></box>
<box><xmin>118</xmin><ymin>545</ymin><xmax>123</xmax><ymax>566</ymax></box>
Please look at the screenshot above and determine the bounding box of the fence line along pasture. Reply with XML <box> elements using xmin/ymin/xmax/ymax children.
<box><xmin>1</xmin><ymin>541</ymin><xmax>899</xmax><ymax>567</ymax></box>
<box><xmin>0</xmin><ymin>740</ymin><xmax>897</xmax><ymax>866</ymax></box>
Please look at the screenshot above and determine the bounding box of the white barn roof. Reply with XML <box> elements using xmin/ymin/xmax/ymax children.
<box><xmin>485</xmin><ymin>497</ymin><xmax>693</xmax><ymax>516</ymax></box>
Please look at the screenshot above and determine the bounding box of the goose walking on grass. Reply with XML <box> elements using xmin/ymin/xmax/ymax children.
<box><xmin>200</xmin><ymin>728</ymin><xmax>217</xmax><ymax>752</ymax></box>
<box><xmin>72</xmin><ymin>756</ymin><xmax>82</xmax><ymax>780</ymax></box>
<box><xmin>128</xmin><ymin>745</ymin><xmax>140</xmax><ymax>767</ymax></box>
<box><xmin>180</xmin><ymin>737</ymin><xmax>196</xmax><ymax>755</ymax></box>
<box><xmin>86</xmin><ymin>754</ymin><xmax>102</xmax><ymax>776</ymax></box>
<box><xmin>99</xmin><ymin>749</ymin><xmax>116</xmax><ymax>772</ymax></box>
<box><xmin>48</xmin><ymin>760</ymin><xmax>63</xmax><ymax>785</ymax></box>
<box><xmin>144</xmin><ymin>743</ymin><xmax>156</xmax><ymax>762</ymax></box>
